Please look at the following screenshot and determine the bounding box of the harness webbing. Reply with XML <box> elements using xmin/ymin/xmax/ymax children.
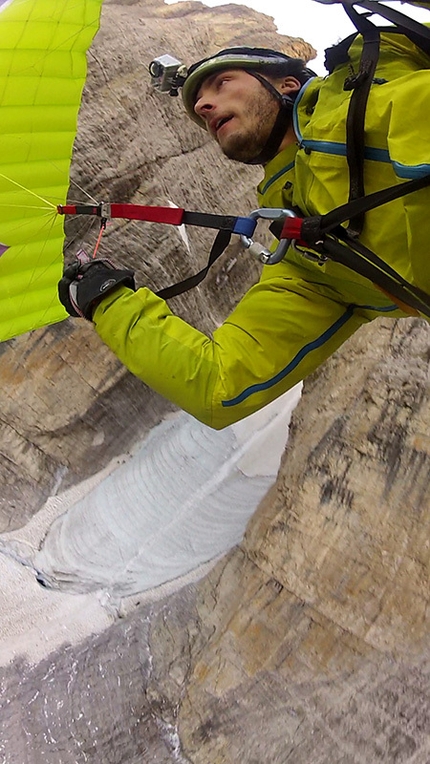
<box><xmin>280</xmin><ymin>0</ymin><xmax>430</xmax><ymax>316</ymax></box>
<box><xmin>302</xmin><ymin>173</ymin><xmax>430</xmax><ymax>236</ymax></box>
<box><xmin>156</xmin><ymin>229</ymin><xmax>232</xmax><ymax>299</ymax></box>
<box><xmin>342</xmin><ymin>4</ymin><xmax>381</xmax><ymax>236</ymax></box>
<box><xmin>324</xmin><ymin>233</ymin><xmax>430</xmax><ymax>317</ymax></box>
<box><xmin>59</xmin><ymin>203</ymin><xmax>182</xmax><ymax>224</ymax></box>
<box><xmin>58</xmin><ymin>203</ymin><xmax>256</xmax><ymax>299</ymax></box>
<box><xmin>346</xmin><ymin>0</ymin><xmax>430</xmax><ymax>55</ymax></box>
<box><xmin>58</xmin><ymin>203</ymin><xmax>255</xmax><ymax>236</ymax></box>
<box><xmin>276</xmin><ymin>171</ymin><xmax>430</xmax><ymax>317</ymax></box>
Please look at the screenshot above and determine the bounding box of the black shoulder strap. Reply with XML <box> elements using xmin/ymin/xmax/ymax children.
<box><xmin>334</xmin><ymin>1</ymin><xmax>430</xmax><ymax>237</ymax></box>
<box><xmin>342</xmin><ymin>4</ymin><xmax>381</xmax><ymax>237</ymax></box>
<box><xmin>324</xmin><ymin>33</ymin><xmax>358</xmax><ymax>73</ymax></box>
<box><xmin>349</xmin><ymin>0</ymin><xmax>430</xmax><ymax>56</ymax></box>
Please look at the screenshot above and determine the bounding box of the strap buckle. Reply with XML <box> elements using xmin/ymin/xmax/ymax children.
<box><xmin>240</xmin><ymin>208</ymin><xmax>298</xmax><ymax>264</ymax></box>
<box><xmin>98</xmin><ymin>202</ymin><xmax>111</xmax><ymax>219</ymax></box>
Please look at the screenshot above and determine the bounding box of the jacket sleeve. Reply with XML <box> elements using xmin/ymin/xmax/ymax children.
<box><xmin>93</xmin><ymin>285</ymin><xmax>221</xmax><ymax>427</ymax></box>
<box><xmin>92</xmin><ymin>268</ymin><xmax>364</xmax><ymax>429</ymax></box>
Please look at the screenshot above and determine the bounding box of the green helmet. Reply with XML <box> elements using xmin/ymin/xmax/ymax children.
<box><xmin>181</xmin><ymin>46</ymin><xmax>316</xmax><ymax>129</ymax></box>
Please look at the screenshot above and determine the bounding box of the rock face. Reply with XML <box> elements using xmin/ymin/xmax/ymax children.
<box><xmin>175</xmin><ymin>317</ymin><xmax>430</xmax><ymax>762</ymax></box>
<box><xmin>1</xmin><ymin>318</ymin><xmax>428</xmax><ymax>763</ymax></box>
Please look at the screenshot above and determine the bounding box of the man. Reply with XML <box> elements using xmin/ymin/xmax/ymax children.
<box><xmin>59</xmin><ymin>42</ymin><xmax>430</xmax><ymax>430</ymax></box>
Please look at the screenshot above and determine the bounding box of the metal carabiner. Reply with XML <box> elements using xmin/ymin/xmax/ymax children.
<box><xmin>240</xmin><ymin>208</ymin><xmax>298</xmax><ymax>265</ymax></box>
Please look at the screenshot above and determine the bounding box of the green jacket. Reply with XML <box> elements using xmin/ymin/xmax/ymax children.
<box><xmin>94</xmin><ymin>31</ymin><xmax>430</xmax><ymax>429</ymax></box>
<box><xmin>259</xmin><ymin>30</ymin><xmax>430</xmax><ymax>300</ymax></box>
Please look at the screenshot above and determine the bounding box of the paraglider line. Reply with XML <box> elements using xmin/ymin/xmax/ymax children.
<box><xmin>68</xmin><ymin>178</ymin><xmax>99</xmax><ymax>205</ymax></box>
<box><xmin>0</xmin><ymin>171</ymin><xmax>57</xmax><ymax>208</ymax></box>
<box><xmin>92</xmin><ymin>220</ymin><xmax>107</xmax><ymax>258</ymax></box>
<box><xmin>0</xmin><ymin>203</ymin><xmax>54</xmax><ymax>211</ymax></box>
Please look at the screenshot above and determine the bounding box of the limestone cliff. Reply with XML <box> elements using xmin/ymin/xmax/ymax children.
<box><xmin>173</xmin><ymin>317</ymin><xmax>430</xmax><ymax>762</ymax></box>
<box><xmin>1</xmin><ymin>318</ymin><xmax>428</xmax><ymax>763</ymax></box>
<box><xmin>88</xmin><ymin>316</ymin><xmax>426</xmax><ymax>764</ymax></box>
<box><xmin>0</xmin><ymin>0</ymin><xmax>315</xmax><ymax>529</ymax></box>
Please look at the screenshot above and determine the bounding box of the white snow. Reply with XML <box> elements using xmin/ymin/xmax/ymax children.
<box><xmin>0</xmin><ymin>385</ymin><xmax>300</xmax><ymax>664</ymax></box>
<box><xmin>34</xmin><ymin>387</ymin><xmax>301</xmax><ymax>597</ymax></box>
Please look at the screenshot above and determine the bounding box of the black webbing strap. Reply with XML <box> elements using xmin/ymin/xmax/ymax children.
<box><xmin>304</xmin><ymin>172</ymin><xmax>430</xmax><ymax>238</ymax></box>
<box><xmin>325</xmin><ymin>33</ymin><xmax>358</xmax><ymax>73</ymax></box>
<box><xmin>156</xmin><ymin>228</ymin><xmax>232</xmax><ymax>299</ymax></box>
<box><xmin>270</xmin><ymin>215</ymin><xmax>430</xmax><ymax>315</ymax></box>
<box><xmin>351</xmin><ymin>0</ymin><xmax>430</xmax><ymax>56</ymax></box>
<box><xmin>269</xmin><ymin>172</ymin><xmax>430</xmax><ymax>316</ymax></box>
<box><xmin>304</xmin><ymin>174</ymin><xmax>430</xmax><ymax>314</ymax></box>
<box><xmin>322</xmin><ymin>233</ymin><xmax>430</xmax><ymax>316</ymax></box>
<box><xmin>183</xmin><ymin>211</ymin><xmax>238</xmax><ymax>231</ymax></box>
<box><xmin>324</xmin><ymin>25</ymin><xmax>430</xmax><ymax>75</ymax></box>
<box><xmin>342</xmin><ymin>3</ymin><xmax>381</xmax><ymax>237</ymax></box>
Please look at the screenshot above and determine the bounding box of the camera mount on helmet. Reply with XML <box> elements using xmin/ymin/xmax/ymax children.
<box><xmin>149</xmin><ymin>54</ymin><xmax>188</xmax><ymax>96</ymax></box>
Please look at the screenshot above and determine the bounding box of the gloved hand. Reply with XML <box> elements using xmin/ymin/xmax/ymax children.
<box><xmin>58</xmin><ymin>255</ymin><xmax>136</xmax><ymax>320</ymax></box>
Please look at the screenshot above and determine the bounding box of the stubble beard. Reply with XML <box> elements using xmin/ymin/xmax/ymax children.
<box><xmin>218</xmin><ymin>87</ymin><xmax>279</xmax><ymax>164</ymax></box>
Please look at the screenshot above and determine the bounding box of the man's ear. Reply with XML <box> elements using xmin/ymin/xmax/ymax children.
<box><xmin>279</xmin><ymin>76</ymin><xmax>302</xmax><ymax>96</ymax></box>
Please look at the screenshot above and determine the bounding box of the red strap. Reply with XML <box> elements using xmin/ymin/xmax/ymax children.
<box><xmin>110</xmin><ymin>204</ymin><xmax>184</xmax><ymax>224</ymax></box>
<box><xmin>58</xmin><ymin>204</ymin><xmax>99</xmax><ymax>215</ymax></box>
<box><xmin>57</xmin><ymin>203</ymin><xmax>185</xmax><ymax>225</ymax></box>
<box><xmin>280</xmin><ymin>217</ymin><xmax>304</xmax><ymax>240</ymax></box>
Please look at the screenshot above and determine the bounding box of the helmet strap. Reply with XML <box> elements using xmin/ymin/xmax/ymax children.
<box><xmin>245</xmin><ymin>72</ymin><xmax>296</xmax><ymax>165</ymax></box>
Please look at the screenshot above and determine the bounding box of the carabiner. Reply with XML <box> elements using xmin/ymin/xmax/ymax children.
<box><xmin>240</xmin><ymin>208</ymin><xmax>298</xmax><ymax>265</ymax></box>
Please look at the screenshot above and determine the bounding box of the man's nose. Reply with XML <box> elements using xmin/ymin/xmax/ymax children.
<box><xmin>194</xmin><ymin>96</ymin><xmax>214</xmax><ymax>119</ymax></box>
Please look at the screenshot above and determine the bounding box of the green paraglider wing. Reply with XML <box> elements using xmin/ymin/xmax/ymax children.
<box><xmin>0</xmin><ymin>0</ymin><xmax>104</xmax><ymax>342</ymax></box>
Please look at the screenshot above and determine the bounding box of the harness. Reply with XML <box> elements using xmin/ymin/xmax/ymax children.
<box><xmin>277</xmin><ymin>0</ymin><xmax>430</xmax><ymax>317</ymax></box>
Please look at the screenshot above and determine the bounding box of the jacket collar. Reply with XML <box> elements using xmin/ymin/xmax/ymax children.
<box><xmin>258</xmin><ymin>146</ymin><xmax>298</xmax><ymax>200</ymax></box>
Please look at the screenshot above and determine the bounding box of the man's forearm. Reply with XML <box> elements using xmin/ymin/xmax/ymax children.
<box><xmin>93</xmin><ymin>286</ymin><xmax>225</xmax><ymax>428</ymax></box>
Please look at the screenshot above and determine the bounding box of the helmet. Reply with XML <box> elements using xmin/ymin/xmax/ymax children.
<box><xmin>180</xmin><ymin>47</ymin><xmax>315</xmax><ymax>164</ymax></box>
<box><xmin>182</xmin><ymin>47</ymin><xmax>316</xmax><ymax>128</ymax></box>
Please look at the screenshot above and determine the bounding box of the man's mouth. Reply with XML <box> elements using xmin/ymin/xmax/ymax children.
<box><xmin>211</xmin><ymin>115</ymin><xmax>233</xmax><ymax>135</ymax></box>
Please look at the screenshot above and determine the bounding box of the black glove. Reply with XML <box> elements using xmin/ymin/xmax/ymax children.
<box><xmin>58</xmin><ymin>256</ymin><xmax>136</xmax><ymax>320</ymax></box>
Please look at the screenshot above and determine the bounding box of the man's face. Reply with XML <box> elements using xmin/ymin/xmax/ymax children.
<box><xmin>193</xmin><ymin>69</ymin><xmax>280</xmax><ymax>163</ymax></box>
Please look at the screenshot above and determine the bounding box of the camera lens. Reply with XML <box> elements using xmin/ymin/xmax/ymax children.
<box><xmin>149</xmin><ymin>60</ymin><xmax>163</xmax><ymax>77</ymax></box>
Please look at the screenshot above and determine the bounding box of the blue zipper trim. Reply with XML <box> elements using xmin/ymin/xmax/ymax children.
<box><xmin>259</xmin><ymin>161</ymin><xmax>295</xmax><ymax>196</ymax></box>
<box><xmin>392</xmin><ymin>161</ymin><xmax>430</xmax><ymax>180</ymax></box>
<box><xmin>293</xmin><ymin>85</ymin><xmax>390</xmax><ymax>164</ymax></box>
<box><xmin>292</xmin><ymin>78</ymin><xmax>314</xmax><ymax>141</ymax></box>
<box><xmin>293</xmin><ymin>83</ymin><xmax>430</xmax><ymax>177</ymax></box>
<box><xmin>221</xmin><ymin>305</ymin><xmax>355</xmax><ymax>408</ymax></box>
<box><xmin>258</xmin><ymin>78</ymin><xmax>318</xmax><ymax>198</ymax></box>
<box><xmin>300</xmin><ymin>139</ymin><xmax>391</xmax><ymax>164</ymax></box>
<box><xmin>354</xmin><ymin>303</ymin><xmax>398</xmax><ymax>312</ymax></box>
<box><xmin>297</xmin><ymin>135</ymin><xmax>430</xmax><ymax>177</ymax></box>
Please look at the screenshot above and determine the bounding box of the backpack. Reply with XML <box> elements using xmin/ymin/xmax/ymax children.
<box><xmin>282</xmin><ymin>1</ymin><xmax>430</xmax><ymax>315</ymax></box>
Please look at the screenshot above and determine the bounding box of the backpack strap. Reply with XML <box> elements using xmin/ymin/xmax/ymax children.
<box><xmin>342</xmin><ymin>4</ymin><xmax>381</xmax><ymax>237</ymax></box>
<box><xmin>324</xmin><ymin>33</ymin><xmax>358</xmax><ymax>73</ymax></box>
<box><xmin>349</xmin><ymin>0</ymin><xmax>430</xmax><ymax>56</ymax></box>
<box><xmin>329</xmin><ymin>1</ymin><xmax>430</xmax><ymax>237</ymax></box>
